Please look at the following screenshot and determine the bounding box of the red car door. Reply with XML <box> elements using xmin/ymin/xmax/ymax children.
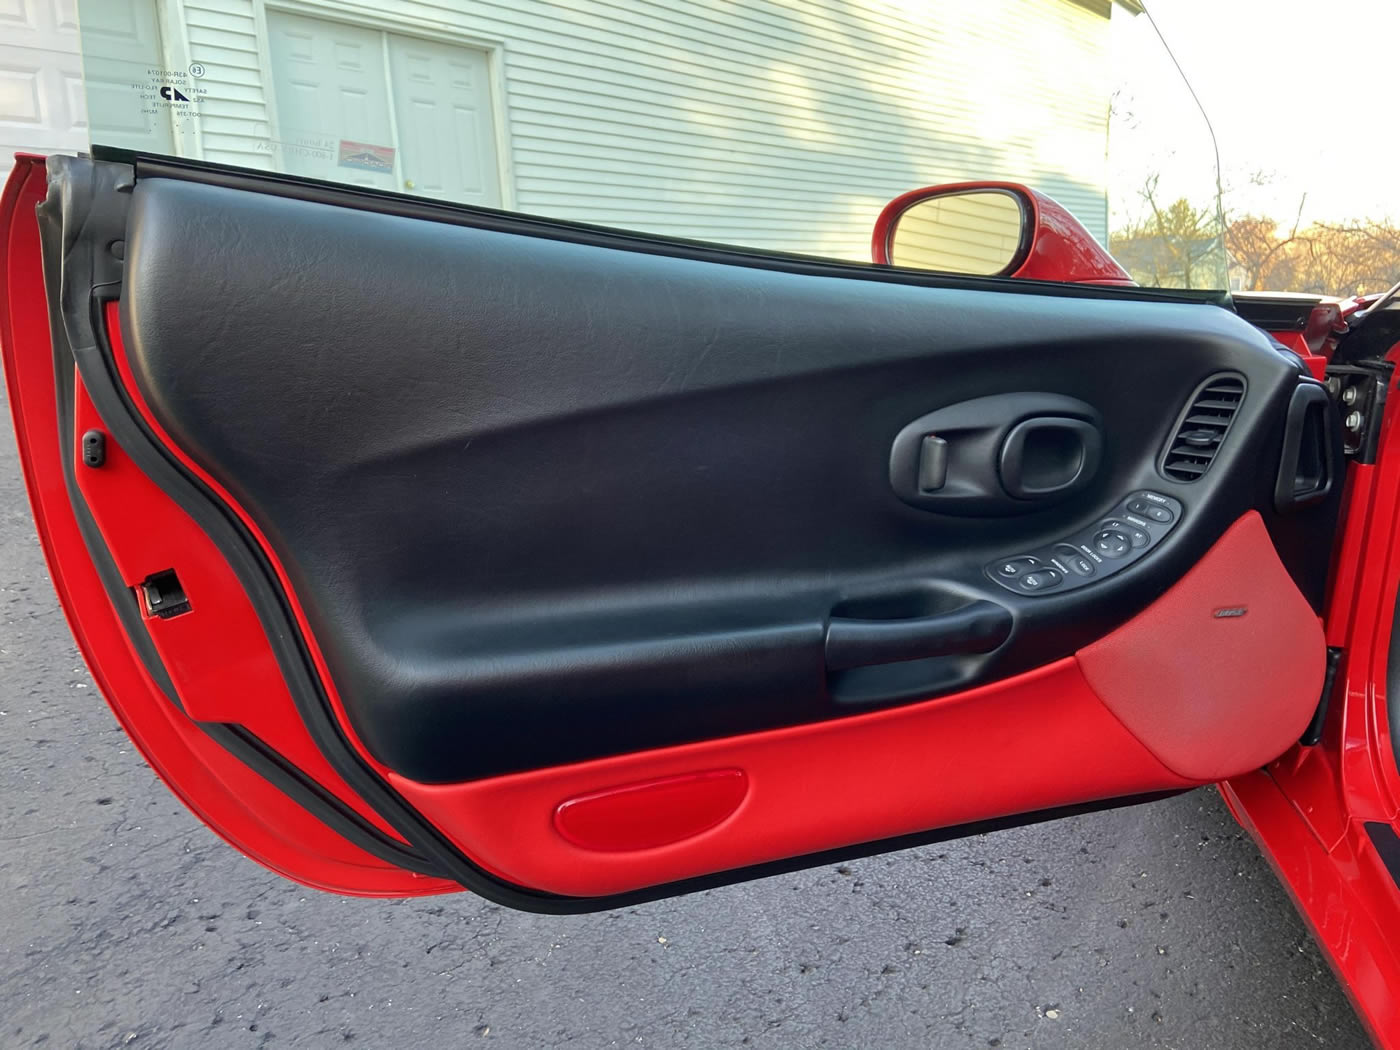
<box><xmin>0</xmin><ymin>152</ymin><xmax>1349</xmax><ymax>917</ymax></box>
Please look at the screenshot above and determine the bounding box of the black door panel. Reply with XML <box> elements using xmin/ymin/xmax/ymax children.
<box><xmin>106</xmin><ymin>172</ymin><xmax>1337</xmax><ymax>785</ymax></box>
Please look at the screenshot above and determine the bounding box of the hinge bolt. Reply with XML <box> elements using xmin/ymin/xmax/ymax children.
<box><xmin>1346</xmin><ymin>410</ymin><xmax>1365</xmax><ymax>432</ymax></box>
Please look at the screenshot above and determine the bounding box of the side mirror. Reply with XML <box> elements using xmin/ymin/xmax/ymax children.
<box><xmin>871</xmin><ymin>182</ymin><xmax>1133</xmax><ymax>286</ymax></box>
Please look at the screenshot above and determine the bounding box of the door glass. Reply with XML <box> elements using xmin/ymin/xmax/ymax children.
<box><xmin>71</xmin><ymin>0</ymin><xmax>173</xmax><ymax>154</ymax></box>
<box><xmin>71</xmin><ymin>0</ymin><xmax>1238</xmax><ymax>289</ymax></box>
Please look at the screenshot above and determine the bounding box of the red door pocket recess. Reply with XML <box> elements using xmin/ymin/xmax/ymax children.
<box><xmin>553</xmin><ymin>768</ymin><xmax>749</xmax><ymax>852</ymax></box>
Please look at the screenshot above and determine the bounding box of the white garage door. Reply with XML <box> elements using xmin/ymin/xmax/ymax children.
<box><xmin>0</xmin><ymin>0</ymin><xmax>171</xmax><ymax>182</ymax></box>
<box><xmin>266</xmin><ymin>10</ymin><xmax>502</xmax><ymax>207</ymax></box>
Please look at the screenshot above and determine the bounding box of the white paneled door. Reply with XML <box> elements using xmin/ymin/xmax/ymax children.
<box><xmin>0</xmin><ymin>0</ymin><xmax>171</xmax><ymax>182</ymax></box>
<box><xmin>266</xmin><ymin>10</ymin><xmax>502</xmax><ymax>207</ymax></box>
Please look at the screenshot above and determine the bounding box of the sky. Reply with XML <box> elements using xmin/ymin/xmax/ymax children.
<box><xmin>1108</xmin><ymin>0</ymin><xmax>1400</xmax><ymax>229</ymax></box>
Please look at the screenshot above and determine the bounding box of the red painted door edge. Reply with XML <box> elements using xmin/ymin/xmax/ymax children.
<box><xmin>1</xmin><ymin>157</ymin><xmax>453</xmax><ymax>897</ymax></box>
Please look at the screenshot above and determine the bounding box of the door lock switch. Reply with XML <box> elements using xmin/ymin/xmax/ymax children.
<box><xmin>1055</xmin><ymin>544</ymin><xmax>1095</xmax><ymax>576</ymax></box>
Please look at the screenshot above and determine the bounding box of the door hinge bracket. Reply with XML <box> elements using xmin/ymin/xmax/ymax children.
<box><xmin>1325</xmin><ymin>361</ymin><xmax>1392</xmax><ymax>463</ymax></box>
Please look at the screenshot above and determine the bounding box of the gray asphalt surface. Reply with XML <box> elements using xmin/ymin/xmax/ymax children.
<box><xmin>0</xmin><ymin>381</ymin><xmax>1371</xmax><ymax>1050</ymax></box>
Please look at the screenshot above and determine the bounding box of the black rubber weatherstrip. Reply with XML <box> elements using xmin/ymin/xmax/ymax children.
<box><xmin>212</xmin><ymin>726</ymin><xmax>440</xmax><ymax>876</ymax></box>
<box><xmin>34</xmin><ymin>176</ymin><xmax>444</xmax><ymax>879</ymax></box>
<box><xmin>44</xmin><ymin>154</ymin><xmax>1189</xmax><ymax>913</ymax></box>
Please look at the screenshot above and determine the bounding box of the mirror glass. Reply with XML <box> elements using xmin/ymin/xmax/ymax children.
<box><xmin>889</xmin><ymin>190</ymin><xmax>1026</xmax><ymax>275</ymax></box>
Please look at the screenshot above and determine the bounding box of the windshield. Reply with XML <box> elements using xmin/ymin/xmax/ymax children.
<box><xmin>47</xmin><ymin>0</ymin><xmax>1332</xmax><ymax>294</ymax></box>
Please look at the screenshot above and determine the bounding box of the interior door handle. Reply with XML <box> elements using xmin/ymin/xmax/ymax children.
<box><xmin>889</xmin><ymin>392</ymin><xmax>1103</xmax><ymax>515</ymax></box>
<box><xmin>824</xmin><ymin>600</ymin><xmax>1012</xmax><ymax>672</ymax></box>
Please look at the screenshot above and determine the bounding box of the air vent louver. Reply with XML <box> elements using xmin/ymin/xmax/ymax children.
<box><xmin>1160</xmin><ymin>373</ymin><xmax>1245</xmax><ymax>482</ymax></box>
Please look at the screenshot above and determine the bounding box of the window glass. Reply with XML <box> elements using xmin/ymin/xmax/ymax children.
<box><xmin>72</xmin><ymin>0</ymin><xmax>1230</xmax><ymax>289</ymax></box>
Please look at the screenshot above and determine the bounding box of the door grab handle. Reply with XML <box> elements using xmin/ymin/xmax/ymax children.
<box><xmin>824</xmin><ymin>600</ymin><xmax>1012</xmax><ymax>672</ymax></box>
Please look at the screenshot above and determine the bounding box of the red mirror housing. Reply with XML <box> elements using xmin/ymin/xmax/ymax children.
<box><xmin>872</xmin><ymin>181</ymin><xmax>1134</xmax><ymax>286</ymax></box>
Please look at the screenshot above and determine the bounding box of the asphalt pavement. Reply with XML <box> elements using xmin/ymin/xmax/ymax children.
<box><xmin>0</xmin><ymin>379</ymin><xmax>1371</xmax><ymax>1049</ymax></box>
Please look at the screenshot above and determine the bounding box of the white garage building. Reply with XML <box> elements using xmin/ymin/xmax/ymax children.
<box><xmin>2</xmin><ymin>0</ymin><xmax>1131</xmax><ymax>259</ymax></box>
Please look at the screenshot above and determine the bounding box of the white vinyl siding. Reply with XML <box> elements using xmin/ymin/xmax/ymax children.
<box><xmin>180</xmin><ymin>0</ymin><xmax>274</xmax><ymax>167</ymax></box>
<box><xmin>115</xmin><ymin>0</ymin><xmax>1113</xmax><ymax>258</ymax></box>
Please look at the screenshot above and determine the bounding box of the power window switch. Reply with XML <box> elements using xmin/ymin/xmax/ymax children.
<box><xmin>1020</xmin><ymin>568</ymin><xmax>1063</xmax><ymax>591</ymax></box>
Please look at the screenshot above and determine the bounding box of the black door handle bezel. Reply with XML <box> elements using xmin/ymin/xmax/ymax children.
<box><xmin>889</xmin><ymin>392</ymin><xmax>1104</xmax><ymax>515</ymax></box>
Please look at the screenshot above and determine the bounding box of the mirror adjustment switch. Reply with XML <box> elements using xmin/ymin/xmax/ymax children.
<box><xmin>1102</xmin><ymin>518</ymin><xmax>1150</xmax><ymax>549</ymax></box>
<box><xmin>1092</xmin><ymin>530</ymin><xmax>1131</xmax><ymax>558</ymax></box>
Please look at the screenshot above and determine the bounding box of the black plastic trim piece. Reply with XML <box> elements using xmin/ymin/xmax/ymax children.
<box><xmin>1364</xmin><ymin>821</ymin><xmax>1400</xmax><ymax>889</ymax></box>
<box><xmin>1273</xmin><ymin>382</ymin><xmax>1339</xmax><ymax>513</ymax></box>
<box><xmin>1231</xmin><ymin>293</ymin><xmax>1323</xmax><ymax>333</ymax></box>
<box><xmin>1301</xmin><ymin>647</ymin><xmax>1343</xmax><ymax>747</ymax></box>
<box><xmin>81</xmin><ymin>429</ymin><xmax>105</xmax><ymax>467</ymax></box>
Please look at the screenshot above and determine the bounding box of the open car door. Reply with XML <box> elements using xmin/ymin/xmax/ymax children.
<box><xmin>0</xmin><ymin>154</ymin><xmax>1347</xmax><ymax>912</ymax></box>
